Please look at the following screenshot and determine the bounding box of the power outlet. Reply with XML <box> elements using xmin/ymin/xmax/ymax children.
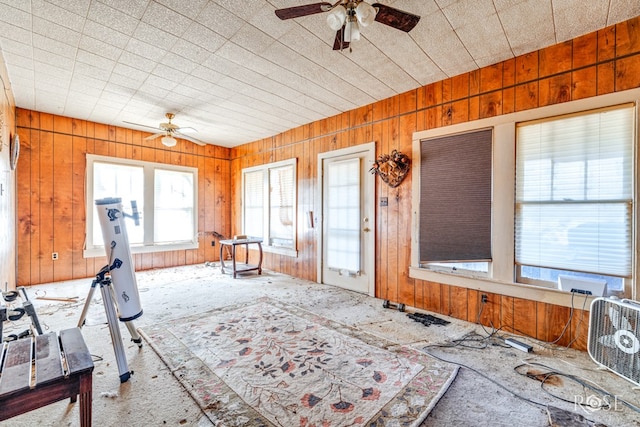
<box><xmin>211</xmin><ymin>240</ymin><xmax>215</xmax><ymax>247</ymax></box>
<box><xmin>481</xmin><ymin>294</ymin><xmax>488</xmax><ymax>303</ymax></box>
<box><xmin>52</xmin><ymin>252</ymin><xmax>59</xmax><ymax>260</ymax></box>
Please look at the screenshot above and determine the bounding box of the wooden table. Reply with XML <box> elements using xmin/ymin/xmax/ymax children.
<box><xmin>219</xmin><ymin>238</ymin><xmax>263</xmax><ymax>278</ymax></box>
<box><xmin>0</xmin><ymin>327</ymin><xmax>94</xmax><ymax>426</ymax></box>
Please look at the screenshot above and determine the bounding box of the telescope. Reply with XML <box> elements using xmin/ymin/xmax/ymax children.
<box><xmin>78</xmin><ymin>197</ymin><xmax>143</xmax><ymax>382</ymax></box>
<box><xmin>95</xmin><ymin>197</ymin><xmax>143</xmax><ymax>321</ymax></box>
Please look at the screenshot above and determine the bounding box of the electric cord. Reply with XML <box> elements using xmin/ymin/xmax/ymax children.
<box><xmin>562</xmin><ymin>292</ymin><xmax>589</xmax><ymax>349</ymax></box>
<box><xmin>421</xmin><ymin>344</ymin><xmax>548</xmax><ymax>409</ymax></box>
<box><xmin>424</xmin><ymin>336</ymin><xmax>640</xmax><ymax>417</ymax></box>
<box><xmin>514</xmin><ymin>361</ymin><xmax>640</xmax><ymax>414</ymax></box>
<box><xmin>474</xmin><ymin>291</ymin><xmax>590</xmax><ymax>351</ymax></box>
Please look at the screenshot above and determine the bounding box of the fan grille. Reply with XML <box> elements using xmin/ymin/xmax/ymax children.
<box><xmin>588</xmin><ymin>298</ymin><xmax>640</xmax><ymax>386</ymax></box>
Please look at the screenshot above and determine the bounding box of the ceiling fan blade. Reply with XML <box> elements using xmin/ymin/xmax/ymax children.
<box><xmin>175</xmin><ymin>131</ymin><xmax>206</xmax><ymax>146</ymax></box>
<box><xmin>275</xmin><ymin>2</ymin><xmax>332</xmax><ymax>20</ymax></box>
<box><xmin>332</xmin><ymin>27</ymin><xmax>350</xmax><ymax>51</ymax></box>
<box><xmin>144</xmin><ymin>132</ymin><xmax>165</xmax><ymax>141</ymax></box>
<box><xmin>372</xmin><ymin>3</ymin><xmax>420</xmax><ymax>32</ymax></box>
<box><xmin>123</xmin><ymin>120</ymin><xmax>160</xmax><ymax>131</ymax></box>
<box><xmin>175</xmin><ymin>126</ymin><xmax>198</xmax><ymax>133</ymax></box>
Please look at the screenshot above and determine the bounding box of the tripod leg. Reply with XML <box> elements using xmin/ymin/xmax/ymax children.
<box><xmin>22</xmin><ymin>300</ymin><xmax>43</xmax><ymax>335</ymax></box>
<box><xmin>105</xmin><ymin>284</ymin><xmax>143</xmax><ymax>348</ymax></box>
<box><xmin>0</xmin><ymin>305</ymin><xmax>6</xmax><ymax>342</ymax></box>
<box><xmin>77</xmin><ymin>279</ymin><xmax>99</xmax><ymax>328</ymax></box>
<box><xmin>100</xmin><ymin>282</ymin><xmax>132</xmax><ymax>383</ymax></box>
<box><xmin>123</xmin><ymin>321</ymin><xmax>143</xmax><ymax>348</ymax></box>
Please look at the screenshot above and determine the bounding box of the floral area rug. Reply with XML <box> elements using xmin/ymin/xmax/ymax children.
<box><xmin>139</xmin><ymin>298</ymin><xmax>458</xmax><ymax>426</ymax></box>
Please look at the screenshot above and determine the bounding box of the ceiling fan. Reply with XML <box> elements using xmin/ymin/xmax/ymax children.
<box><xmin>274</xmin><ymin>1</ymin><xmax>420</xmax><ymax>51</ymax></box>
<box><xmin>124</xmin><ymin>113</ymin><xmax>206</xmax><ymax>147</ymax></box>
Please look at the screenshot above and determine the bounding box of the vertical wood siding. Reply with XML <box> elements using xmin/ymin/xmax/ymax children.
<box><xmin>227</xmin><ymin>17</ymin><xmax>640</xmax><ymax>351</ymax></box>
<box><xmin>14</xmin><ymin>17</ymin><xmax>640</xmax><ymax>351</ymax></box>
<box><xmin>16</xmin><ymin>110</ymin><xmax>231</xmax><ymax>286</ymax></box>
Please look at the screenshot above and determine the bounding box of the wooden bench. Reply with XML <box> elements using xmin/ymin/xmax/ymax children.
<box><xmin>0</xmin><ymin>328</ymin><xmax>94</xmax><ymax>426</ymax></box>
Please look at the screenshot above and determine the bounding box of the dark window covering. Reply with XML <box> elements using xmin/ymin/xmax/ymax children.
<box><xmin>419</xmin><ymin>128</ymin><xmax>493</xmax><ymax>262</ymax></box>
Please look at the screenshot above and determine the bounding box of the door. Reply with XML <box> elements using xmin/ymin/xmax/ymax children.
<box><xmin>318</xmin><ymin>143</ymin><xmax>375</xmax><ymax>295</ymax></box>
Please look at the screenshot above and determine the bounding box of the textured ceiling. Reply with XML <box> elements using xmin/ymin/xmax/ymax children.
<box><xmin>0</xmin><ymin>0</ymin><xmax>639</xmax><ymax>147</ymax></box>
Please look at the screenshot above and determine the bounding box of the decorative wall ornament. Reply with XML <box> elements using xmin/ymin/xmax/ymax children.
<box><xmin>369</xmin><ymin>149</ymin><xmax>410</xmax><ymax>188</ymax></box>
<box><xmin>10</xmin><ymin>133</ymin><xmax>19</xmax><ymax>170</ymax></box>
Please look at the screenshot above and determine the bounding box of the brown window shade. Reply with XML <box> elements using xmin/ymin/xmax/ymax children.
<box><xmin>419</xmin><ymin>129</ymin><xmax>493</xmax><ymax>262</ymax></box>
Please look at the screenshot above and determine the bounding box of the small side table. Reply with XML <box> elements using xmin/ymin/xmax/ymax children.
<box><xmin>219</xmin><ymin>238</ymin><xmax>263</xmax><ymax>278</ymax></box>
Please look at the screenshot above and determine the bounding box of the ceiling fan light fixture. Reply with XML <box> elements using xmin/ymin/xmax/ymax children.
<box><xmin>326</xmin><ymin>5</ymin><xmax>347</xmax><ymax>31</ymax></box>
<box><xmin>162</xmin><ymin>135</ymin><xmax>177</xmax><ymax>147</ymax></box>
<box><xmin>345</xmin><ymin>18</ymin><xmax>360</xmax><ymax>42</ymax></box>
<box><xmin>355</xmin><ymin>2</ymin><xmax>376</xmax><ymax>27</ymax></box>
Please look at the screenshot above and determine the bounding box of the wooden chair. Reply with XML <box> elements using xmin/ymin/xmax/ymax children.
<box><xmin>0</xmin><ymin>327</ymin><xmax>94</xmax><ymax>426</ymax></box>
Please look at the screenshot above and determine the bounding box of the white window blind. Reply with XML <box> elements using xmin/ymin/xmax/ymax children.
<box><xmin>242</xmin><ymin>159</ymin><xmax>297</xmax><ymax>253</ymax></box>
<box><xmin>515</xmin><ymin>104</ymin><xmax>634</xmax><ymax>277</ymax></box>
<box><xmin>269</xmin><ymin>165</ymin><xmax>294</xmax><ymax>246</ymax></box>
<box><xmin>243</xmin><ymin>170</ymin><xmax>265</xmax><ymax>239</ymax></box>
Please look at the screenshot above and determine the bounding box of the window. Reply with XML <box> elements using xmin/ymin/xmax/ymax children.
<box><xmin>411</xmin><ymin>94</ymin><xmax>638</xmax><ymax>303</ymax></box>
<box><xmin>242</xmin><ymin>159</ymin><xmax>297</xmax><ymax>255</ymax></box>
<box><xmin>419</xmin><ymin>129</ymin><xmax>493</xmax><ymax>273</ymax></box>
<box><xmin>85</xmin><ymin>155</ymin><xmax>198</xmax><ymax>257</ymax></box>
<box><xmin>326</xmin><ymin>158</ymin><xmax>360</xmax><ymax>272</ymax></box>
<box><xmin>516</xmin><ymin>105</ymin><xmax>634</xmax><ymax>292</ymax></box>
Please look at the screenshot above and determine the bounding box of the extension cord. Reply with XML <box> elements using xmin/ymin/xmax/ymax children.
<box><xmin>505</xmin><ymin>338</ymin><xmax>533</xmax><ymax>353</ymax></box>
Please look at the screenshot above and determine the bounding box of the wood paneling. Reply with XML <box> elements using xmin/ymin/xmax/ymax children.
<box><xmin>16</xmin><ymin>109</ymin><xmax>231</xmax><ymax>286</ymax></box>
<box><xmin>15</xmin><ymin>17</ymin><xmax>640</xmax><ymax>352</ymax></box>
<box><xmin>225</xmin><ymin>17</ymin><xmax>640</xmax><ymax>351</ymax></box>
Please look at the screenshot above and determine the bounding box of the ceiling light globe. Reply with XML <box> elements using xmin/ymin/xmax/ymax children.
<box><xmin>326</xmin><ymin>5</ymin><xmax>347</xmax><ymax>31</ymax></box>
<box><xmin>345</xmin><ymin>19</ymin><xmax>360</xmax><ymax>42</ymax></box>
<box><xmin>355</xmin><ymin>2</ymin><xmax>376</xmax><ymax>27</ymax></box>
<box><xmin>162</xmin><ymin>135</ymin><xmax>177</xmax><ymax>147</ymax></box>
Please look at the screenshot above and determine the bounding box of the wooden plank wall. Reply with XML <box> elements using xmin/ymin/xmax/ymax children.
<box><xmin>0</xmin><ymin>52</ymin><xmax>16</xmax><ymax>292</ymax></box>
<box><xmin>15</xmin><ymin>109</ymin><xmax>231</xmax><ymax>286</ymax></box>
<box><xmin>229</xmin><ymin>17</ymin><xmax>640</xmax><ymax>351</ymax></box>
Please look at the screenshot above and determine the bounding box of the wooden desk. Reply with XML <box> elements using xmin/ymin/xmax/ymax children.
<box><xmin>0</xmin><ymin>327</ymin><xmax>94</xmax><ymax>426</ymax></box>
<box><xmin>219</xmin><ymin>238</ymin><xmax>263</xmax><ymax>278</ymax></box>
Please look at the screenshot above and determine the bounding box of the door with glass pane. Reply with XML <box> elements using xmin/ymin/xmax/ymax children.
<box><xmin>318</xmin><ymin>143</ymin><xmax>375</xmax><ymax>295</ymax></box>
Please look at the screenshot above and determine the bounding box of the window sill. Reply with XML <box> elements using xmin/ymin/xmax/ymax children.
<box><xmin>84</xmin><ymin>242</ymin><xmax>199</xmax><ymax>258</ymax></box>
<box><xmin>262</xmin><ymin>245</ymin><xmax>298</xmax><ymax>258</ymax></box>
<box><xmin>409</xmin><ymin>266</ymin><xmax>598</xmax><ymax>310</ymax></box>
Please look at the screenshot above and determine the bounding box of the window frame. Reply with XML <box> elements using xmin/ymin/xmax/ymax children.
<box><xmin>241</xmin><ymin>158</ymin><xmax>298</xmax><ymax>257</ymax></box>
<box><xmin>410</xmin><ymin>89</ymin><xmax>640</xmax><ymax>307</ymax></box>
<box><xmin>84</xmin><ymin>154</ymin><xmax>199</xmax><ymax>258</ymax></box>
<box><xmin>514</xmin><ymin>105</ymin><xmax>634</xmax><ymax>294</ymax></box>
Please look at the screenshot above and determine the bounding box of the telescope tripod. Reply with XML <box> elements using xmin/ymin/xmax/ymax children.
<box><xmin>78</xmin><ymin>264</ymin><xmax>142</xmax><ymax>383</ymax></box>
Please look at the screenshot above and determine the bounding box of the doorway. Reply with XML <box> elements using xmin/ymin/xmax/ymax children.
<box><xmin>317</xmin><ymin>142</ymin><xmax>375</xmax><ymax>295</ymax></box>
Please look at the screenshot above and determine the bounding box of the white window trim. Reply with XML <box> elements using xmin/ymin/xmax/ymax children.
<box><xmin>84</xmin><ymin>154</ymin><xmax>199</xmax><ymax>258</ymax></box>
<box><xmin>241</xmin><ymin>158</ymin><xmax>298</xmax><ymax>257</ymax></box>
<box><xmin>411</xmin><ymin>88</ymin><xmax>640</xmax><ymax>308</ymax></box>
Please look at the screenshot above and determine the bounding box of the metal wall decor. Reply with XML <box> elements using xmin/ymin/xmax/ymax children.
<box><xmin>369</xmin><ymin>149</ymin><xmax>410</xmax><ymax>188</ymax></box>
<box><xmin>10</xmin><ymin>133</ymin><xmax>19</xmax><ymax>170</ymax></box>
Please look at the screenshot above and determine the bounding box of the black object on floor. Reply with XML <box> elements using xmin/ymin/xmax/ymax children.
<box><xmin>407</xmin><ymin>312</ymin><xmax>450</xmax><ymax>327</ymax></box>
<box><xmin>382</xmin><ymin>300</ymin><xmax>406</xmax><ymax>312</ymax></box>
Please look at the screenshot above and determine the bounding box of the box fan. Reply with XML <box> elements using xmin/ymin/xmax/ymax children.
<box><xmin>588</xmin><ymin>298</ymin><xmax>640</xmax><ymax>386</ymax></box>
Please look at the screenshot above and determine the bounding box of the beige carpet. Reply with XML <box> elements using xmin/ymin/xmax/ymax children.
<box><xmin>140</xmin><ymin>297</ymin><xmax>458</xmax><ymax>427</ymax></box>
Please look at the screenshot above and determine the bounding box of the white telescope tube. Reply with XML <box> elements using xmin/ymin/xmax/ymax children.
<box><xmin>95</xmin><ymin>197</ymin><xmax>143</xmax><ymax>321</ymax></box>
